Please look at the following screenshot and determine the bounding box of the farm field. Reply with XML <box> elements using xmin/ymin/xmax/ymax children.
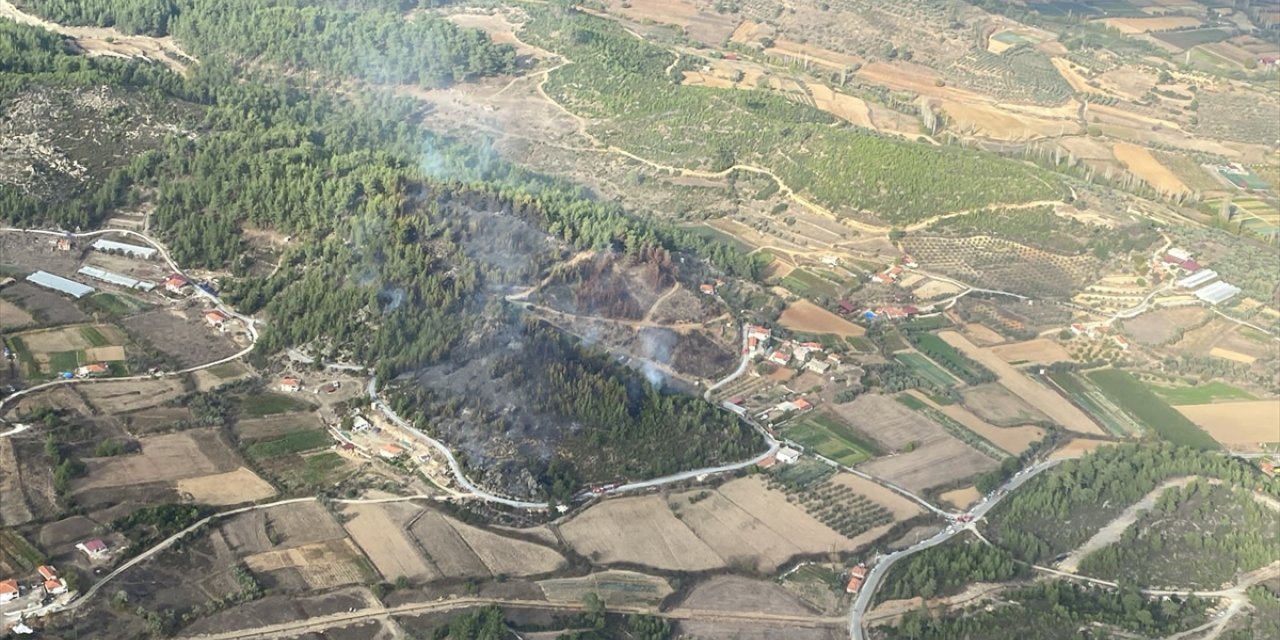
<box><xmin>239</xmin><ymin>392</ymin><xmax>315</xmax><ymax>418</ymax></box>
<box><xmin>908</xmin><ymin>391</ymin><xmax>1046</xmax><ymax>456</ymax></box>
<box><xmin>176</xmin><ymin>467</ymin><xmax>277</xmax><ymax>506</ymax></box>
<box><xmin>0</xmin><ymin>283</ymin><xmax>87</xmax><ymax>326</ymax></box>
<box><xmin>343</xmin><ymin>502</ymin><xmax>437</xmax><ymax>581</ymax></box>
<box><xmin>783</xmin><ymin>411</ymin><xmax>878</xmax><ymax>466</ymax></box>
<box><xmin>1122</xmin><ymin>306</ymin><xmax>1207</xmax><ymax>345</ymax></box>
<box><xmin>1048</xmin><ymin>438</ymin><xmax>1114</xmax><ymax>461</ymax></box>
<box><xmin>7</xmin><ymin>323</ymin><xmax>128</xmax><ymax>377</ymax></box>
<box><xmin>1112</xmin><ymin>142</ymin><xmax>1188</xmax><ymax>196</ymax></box>
<box><xmin>1149</xmin><ymin>381</ymin><xmax>1256</xmax><ymax>405</ymax></box>
<box><xmin>939</xmin><ymin>331</ymin><xmax>1103</xmax><ymax>435</ymax></box>
<box><xmin>221</xmin><ymin>501</ymin><xmax>347</xmax><ymax>555</ymax></box>
<box><xmin>777</xmin><ymin>299</ymin><xmax>866</xmax><ymax>337</ymax></box>
<box><xmin>0</xmin><ymin>298</ymin><xmax>34</xmax><ymax>329</ymax></box>
<box><xmin>989</xmin><ymin>338</ymin><xmax>1072</xmax><ymax>365</ymax></box>
<box><xmin>939</xmin><ymin>486</ymin><xmax>981</xmax><ymax>510</ymax></box>
<box><xmin>75</xmin><ymin>429</ymin><xmax>240</xmax><ymax>492</ymax></box>
<box><xmin>962</xmin><ymin>323</ymin><xmax>1006</xmax><ymax>346</ymax></box>
<box><xmin>1047</xmin><ymin>370</ymin><xmax>1143</xmax><ymax>437</ymax></box>
<box><xmin>1084</xmin><ymin>369</ymin><xmax>1219</xmax><ymax>449</ymax></box>
<box><xmin>1153</xmin><ymin>29</ymin><xmax>1231</xmax><ymax>50</ymax></box>
<box><xmin>1176</xmin><ymin>401</ymin><xmax>1280</xmax><ymax>448</ymax></box>
<box><xmin>959</xmin><ymin>383</ymin><xmax>1050</xmax><ymax>427</ymax></box>
<box><xmin>779</xmin><ymin>268</ymin><xmax>842</xmax><ymax>299</ymax></box>
<box><xmin>120</xmin><ymin>307</ymin><xmax>242</xmax><ymax>368</ymax></box>
<box><xmin>857</xmin><ymin>438</ymin><xmax>998</xmax><ymax>493</ymax></box>
<box><xmin>235</xmin><ymin>413</ymin><xmax>325</xmax><ymax>441</ymax></box>
<box><xmin>539</xmin><ymin>570</ymin><xmax>672</xmax><ymax>606</ymax></box>
<box><xmin>77</xmin><ymin>378</ymin><xmax>186</xmax><ymax>414</ymax></box>
<box><xmin>243</xmin><ymin>538</ymin><xmax>365</xmax><ymax>591</ymax></box>
<box><xmin>561</xmin><ymin>475</ymin><xmax>901</xmax><ymax>572</ymax></box>
<box><xmin>1100</xmin><ymin>16</ymin><xmax>1202</xmax><ymax>34</ymax></box>
<box><xmin>412</xmin><ymin>510</ymin><xmax>566</xmax><ymax>578</ymax></box>
<box><xmin>895</xmin><ymin>352</ymin><xmax>959</xmax><ymax>388</ymax></box>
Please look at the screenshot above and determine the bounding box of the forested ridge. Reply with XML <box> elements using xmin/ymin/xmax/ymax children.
<box><xmin>985</xmin><ymin>443</ymin><xmax>1278</xmax><ymax>565</ymax></box>
<box><xmin>880</xmin><ymin>581</ymin><xmax>1210</xmax><ymax>640</ymax></box>
<box><xmin>876</xmin><ymin>533</ymin><xmax>1029</xmax><ymax>603</ymax></box>
<box><xmin>17</xmin><ymin>0</ymin><xmax>514</xmax><ymax>86</ymax></box>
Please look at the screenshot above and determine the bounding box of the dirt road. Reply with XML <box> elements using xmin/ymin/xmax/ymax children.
<box><xmin>1057</xmin><ymin>476</ymin><xmax>1196</xmax><ymax>573</ymax></box>
<box><xmin>180</xmin><ymin>596</ymin><xmax>845</xmax><ymax>639</ymax></box>
<box><xmin>0</xmin><ymin>0</ymin><xmax>195</xmax><ymax>73</ymax></box>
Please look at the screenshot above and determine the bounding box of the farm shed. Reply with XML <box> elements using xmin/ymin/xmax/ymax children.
<box><xmin>77</xmin><ymin>266</ymin><xmax>155</xmax><ymax>292</ymax></box>
<box><xmin>26</xmin><ymin>271</ymin><xmax>94</xmax><ymax>299</ymax></box>
<box><xmin>776</xmin><ymin>447</ymin><xmax>801</xmax><ymax>465</ymax></box>
<box><xmin>91</xmin><ymin>238</ymin><xmax>157</xmax><ymax>260</ymax></box>
<box><xmin>76</xmin><ymin>539</ymin><xmax>109</xmax><ymax>558</ymax></box>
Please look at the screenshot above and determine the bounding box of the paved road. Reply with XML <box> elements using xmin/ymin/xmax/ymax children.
<box><xmin>0</xmin><ymin>228</ymin><xmax>259</xmax><ymax>429</ymax></box>
<box><xmin>847</xmin><ymin>459</ymin><xmax>1063</xmax><ymax>640</ymax></box>
<box><xmin>703</xmin><ymin>325</ymin><xmax>752</xmax><ymax>401</ymax></box>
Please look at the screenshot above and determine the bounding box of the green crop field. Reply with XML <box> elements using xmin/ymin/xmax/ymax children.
<box><xmin>784</xmin><ymin>412</ymin><xmax>879</xmax><ymax>467</ymax></box>
<box><xmin>245</xmin><ymin>430</ymin><xmax>332</xmax><ymax>459</ymax></box>
<box><xmin>83</xmin><ymin>292</ymin><xmax>150</xmax><ymax>317</ymax></box>
<box><xmin>1154</xmin><ymin>29</ymin><xmax>1231</xmax><ymax>50</ymax></box>
<box><xmin>523</xmin><ymin>10</ymin><xmax>1061</xmax><ymax>224</ymax></box>
<box><xmin>1085</xmin><ymin>370</ymin><xmax>1219</xmax><ymax>449</ymax></box>
<box><xmin>238</xmin><ymin>393</ymin><xmax>315</xmax><ymax>417</ymax></box>
<box><xmin>896</xmin><ymin>352</ymin><xmax>959</xmax><ymax>388</ymax></box>
<box><xmin>1149</xmin><ymin>381</ymin><xmax>1256</xmax><ymax>405</ymax></box>
<box><xmin>1046</xmin><ymin>371</ymin><xmax>1142</xmax><ymax>437</ymax></box>
<box><xmin>79</xmin><ymin>325</ymin><xmax>110</xmax><ymax>347</ymax></box>
<box><xmin>781</xmin><ymin>268</ymin><xmax>841</xmax><ymax>299</ymax></box>
<box><xmin>912</xmin><ymin>333</ymin><xmax>993</xmax><ymax>384</ymax></box>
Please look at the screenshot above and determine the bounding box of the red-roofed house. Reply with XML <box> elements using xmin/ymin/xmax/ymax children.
<box><xmin>279</xmin><ymin>377</ymin><xmax>302</xmax><ymax>393</ymax></box>
<box><xmin>76</xmin><ymin>539</ymin><xmax>109</xmax><ymax>558</ymax></box>
<box><xmin>37</xmin><ymin>566</ymin><xmax>57</xmax><ymax>581</ymax></box>
<box><xmin>836</xmin><ymin>300</ymin><xmax>857</xmax><ymax>315</ymax></box>
<box><xmin>769</xmin><ymin>350</ymin><xmax>791</xmax><ymax>366</ymax></box>
<box><xmin>846</xmin><ymin>565</ymin><xmax>868</xmax><ymax>593</ymax></box>
<box><xmin>75</xmin><ymin>363</ymin><xmax>109</xmax><ymax>378</ymax></box>
<box><xmin>163</xmin><ymin>275</ymin><xmax>191</xmax><ymax>294</ymax></box>
<box><xmin>204</xmin><ymin>310</ymin><xmax>228</xmax><ymax>328</ymax></box>
<box><xmin>380</xmin><ymin>444</ymin><xmax>404</xmax><ymax>459</ymax></box>
<box><xmin>700</xmin><ymin>283</ymin><xmax>716</xmax><ymax>295</ymax></box>
<box><xmin>44</xmin><ymin>578</ymin><xmax>66</xmax><ymax>595</ymax></box>
<box><xmin>793</xmin><ymin>398</ymin><xmax>813</xmax><ymax>412</ymax></box>
<box><xmin>1180</xmin><ymin>259</ymin><xmax>1202</xmax><ymax>272</ymax></box>
<box><xmin>0</xmin><ymin>579</ymin><xmax>18</xmax><ymax>603</ymax></box>
<box><xmin>757</xmin><ymin>453</ymin><xmax>778</xmax><ymax>469</ymax></box>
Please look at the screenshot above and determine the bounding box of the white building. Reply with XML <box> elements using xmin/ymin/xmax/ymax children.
<box><xmin>777</xmin><ymin>447</ymin><xmax>802</xmax><ymax>465</ymax></box>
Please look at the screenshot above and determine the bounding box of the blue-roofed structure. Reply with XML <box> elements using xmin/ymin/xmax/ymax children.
<box><xmin>25</xmin><ymin>271</ymin><xmax>94</xmax><ymax>299</ymax></box>
<box><xmin>91</xmin><ymin>238</ymin><xmax>157</xmax><ymax>260</ymax></box>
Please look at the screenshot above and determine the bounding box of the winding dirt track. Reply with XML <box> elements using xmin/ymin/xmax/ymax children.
<box><xmin>0</xmin><ymin>0</ymin><xmax>195</xmax><ymax>73</ymax></box>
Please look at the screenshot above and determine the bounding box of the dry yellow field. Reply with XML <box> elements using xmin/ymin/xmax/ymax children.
<box><xmin>1101</xmin><ymin>16</ymin><xmax>1202</xmax><ymax>34</ymax></box>
<box><xmin>778</xmin><ymin>299</ymin><xmax>866</xmax><ymax>337</ymax></box>
<box><xmin>560</xmin><ymin>495</ymin><xmax>724</xmax><ymax>571</ymax></box>
<box><xmin>447</xmin><ymin>516</ymin><xmax>566</xmax><ymax>576</ymax></box>
<box><xmin>243</xmin><ymin>538</ymin><xmax>364</xmax><ymax>589</ymax></box>
<box><xmin>1177</xmin><ymin>401</ymin><xmax>1280</xmax><ymax>446</ymax></box>
<box><xmin>913</xmin><ymin>278</ymin><xmax>964</xmax><ymax>299</ymax></box>
<box><xmin>807</xmin><ymin>83</ymin><xmax>874</xmax><ymax>129</ymax></box>
<box><xmin>939</xmin><ymin>331</ymin><xmax>1103</xmax><ymax>435</ymax></box>
<box><xmin>963</xmin><ymin>323</ymin><xmax>1006</xmax><ymax>346</ymax></box>
<box><xmin>1113</xmin><ymin>142</ymin><xmax>1189</xmax><ymax>195</ymax></box>
<box><xmin>561</xmin><ymin>475</ymin><xmax>910</xmax><ymax>572</ymax></box>
<box><xmin>343</xmin><ymin>503</ymin><xmax>436</xmax><ymax>581</ymax></box>
<box><xmin>1051</xmin><ymin>57</ymin><xmax>1093</xmax><ymax>93</ymax></box>
<box><xmin>83</xmin><ymin>345</ymin><xmax>126</xmax><ymax>362</ymax></box>
<box><xmin>0</xmin><ymin>299</ymin><xmax>34</xmax><ymax>329</ymax></box>
<box><xmin>1049</xmin><ymin>438</ymin><xmax>1113</xmax><ymax>460</ymax></box>
<box><xmin>908</xmin><ymin>390</ymin><xmax>1046</xmax><ymax>455</ymax></box>
<box><xmin>1208</xmin><ymin>347</ymin><xmax>1257</xmax><ymax>364</ymax></box>
<box><xmin>539</xmin><ymin>571</ymin><xmax>673</xmax><ymax>606</ymax></box>
<box><xmin>989</xmin><ymin>339</ymin><xmax>1073</xmax><ymax>365</ymax></box>
<box><xmin>939</xmin><ymin>486</ymin><xmax>981</xmax><ymax>510</ymax></box>
<box><xmin>941</xmin><ymin>100</ymin><xmax>1079</xmax><ymax>140</ymax></box>
<box><xmin>77</xmin><ymin>430</ymin><xmax>233</xmax><ymax>490</ymax></box>
<box><xmin>176</xmin><ymin>467</ymin><xmax>276</xmax><ymax>506</ymax></box>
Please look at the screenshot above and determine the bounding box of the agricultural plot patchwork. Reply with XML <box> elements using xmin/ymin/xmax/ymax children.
<box><xmin>524</xmin><ymin>10</ymin><xmax>1062</xmax><ymax>224</ymax></box>
<box><xmin>902</xmin><ymin>236</ymin><xmax>1097</xmax><ymax>298</ymax></box>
